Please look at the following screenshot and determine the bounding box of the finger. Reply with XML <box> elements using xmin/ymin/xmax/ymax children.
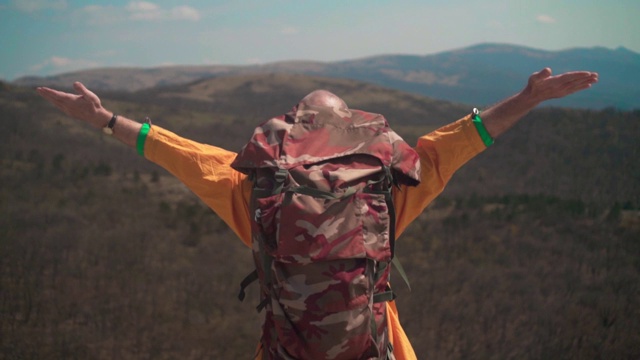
<box><xmin>563</xmin><ymin>82</ymin><xmax>594</xmax><ymax>97</ymax></box>
<box><xmin>36</xmin><ymin>87</ymin><xmax>65</xmax><ymax>104</ymax></box>
<box><xmin>555</xmin><ymin>75</ymin><xmax>598</xmax><ymax>97</ymax></box>
<box><xmin>539</xmin><ymin>67</ymin><xmax>552</xmax><ymax>78</ymax></box>
<box><xmin>37</xmin><ymin>86</ymin><xmax>73</xmax><ymax>101</ymax></box>
<box><xmin>36</xmin><ymin>86</ymin><xmax>57</xmax><ymax>98</ymax></box>
<box><xmin>73</xmin><ymin>82</ymin><xmax>89</xmax><ymax>96</ymax></box>
<box><xmin>531</xmin><ymin>67</ymin><xmax>552</xmax><ymax>81</ymax></box>
<box><xmin>73</xmin><ymin>81</ymin><xmax>100</xmax><ymax>104</ymax></box>
<box><xmin>555</xmin><ymin>71</ymin><xmax>598</xmax><ymax>83</ymax></box>
<box><xmin>559</xmin><ymin>72</ymin><xmax>599</xmax><ymax>88</ymax></box>
<box><xmin>36</xmin><ymin>87</ymin><xmax>76</xmax><ymax>112</ymax></box>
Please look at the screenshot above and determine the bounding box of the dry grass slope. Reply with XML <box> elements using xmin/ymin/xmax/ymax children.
<box><xmin>1</xmin><ymin>76</ymin><xmax>639</xmax><ymax>359</ymax></box>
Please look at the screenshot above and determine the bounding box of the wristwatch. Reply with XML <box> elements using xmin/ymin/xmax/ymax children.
<box><xmin>472</xmin><ymin>108</ymin><xmax>481</xmax><ymax>120</ymax></box>
<box><xmin>102</xmin><ymin>114</ymin><xmax>118</xmax><ymax>135</ymax></box>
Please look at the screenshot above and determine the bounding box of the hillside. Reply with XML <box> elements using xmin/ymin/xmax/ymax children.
<box><xmin>13</xmin><ymin>43</ymin><xmax>640</xmax><ymax>110</ymax></box>
<box><xmin>1</xmin><ymin>75</ymin><xmax>639</xmax><ymax>359</ymax></box>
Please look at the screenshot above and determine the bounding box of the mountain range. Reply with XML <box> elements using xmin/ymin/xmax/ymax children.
<box><xmin>13</xmin><ymin>43</ymin><xmax>640</xmax><ymax>110</ymax></box>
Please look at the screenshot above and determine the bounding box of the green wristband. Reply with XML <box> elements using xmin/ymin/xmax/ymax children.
<box><xmin>471</xmin><ymin>108</ymin><xmax>494</xmax><ymax>147</ymax></box>
<box><xmin>137</xmin><ymin>122</ymin><xmax>150</xmax><ymax>156</ymax></box>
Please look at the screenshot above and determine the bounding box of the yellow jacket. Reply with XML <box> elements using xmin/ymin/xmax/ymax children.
<box><xmin>142</xmin><ymin>114</ymin><xmax>487</xmax><ymax>359</ymax></box>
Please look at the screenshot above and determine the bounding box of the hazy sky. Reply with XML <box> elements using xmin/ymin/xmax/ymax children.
<box><xmin>1</xmin><ymin>0</ymin><xmax>638</xmax><ymax>81</ymax></box>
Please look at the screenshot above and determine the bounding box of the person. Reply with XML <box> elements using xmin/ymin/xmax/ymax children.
<box><xmin>36</xmin><ymin>67</ymin><xmax>598</xmax><ymax>359</ymax></box>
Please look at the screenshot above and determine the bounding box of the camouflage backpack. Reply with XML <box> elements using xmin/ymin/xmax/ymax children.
<box><xmin>231</xmin><ymin>100</ymin><xmax>421</xmax><ymax>360</ymax></box>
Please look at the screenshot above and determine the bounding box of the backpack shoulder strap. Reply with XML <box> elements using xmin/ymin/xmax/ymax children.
<box><xmin>364</xmin><ymin>165</ymin><xmax>412</xmax><ymax>291</ymax></box>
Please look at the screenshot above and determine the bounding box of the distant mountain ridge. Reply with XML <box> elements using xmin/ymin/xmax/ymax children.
<box><xmin>13</xmin><ymin>43</ymin><xmax>640</xmax><ymax>110</ymax></box>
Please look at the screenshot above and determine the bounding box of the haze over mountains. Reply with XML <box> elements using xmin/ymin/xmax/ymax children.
<box><xmin>13</xmin><ymin>43</ymin><xmax>640</xmax><ymax>110</ymax></box>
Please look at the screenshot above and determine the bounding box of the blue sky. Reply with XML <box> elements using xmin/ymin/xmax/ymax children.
<box><xmin>1</xmin><ymin>0</ymin><xmax>638</xmax><ymax>81</ymax></box>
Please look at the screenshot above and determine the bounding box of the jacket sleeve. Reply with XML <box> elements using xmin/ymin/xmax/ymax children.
<box><xmin>141</xmin><ymin>114</ymin><xmax>486</xmax><ymax>247</ymax></box>
<box><xmin>143</xmin><ymin>126</ymin><xmax>254</xmax><ymax>247</ymax></box>
<box><xmin>393</xmin><ymin>114</ymin><xmax>488</xmax><ymax>236</ymax></box>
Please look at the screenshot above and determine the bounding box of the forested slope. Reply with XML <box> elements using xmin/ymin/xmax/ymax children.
<box><xmin>1</xmin><ymin>77</ymin><xmax>638</xmax><ymax>359</ymax></box>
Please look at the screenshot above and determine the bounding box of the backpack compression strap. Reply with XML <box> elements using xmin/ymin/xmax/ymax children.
<box><xmin>364</xmin><ymin>166</ymin><xmax>412</xmax><ymax>292</ymax></box>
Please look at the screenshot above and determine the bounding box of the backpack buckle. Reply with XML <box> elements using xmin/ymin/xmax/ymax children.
<box><xmin>271</xmin><ymin>168</ymin><xmax>289</xmax><ymax>195</ymax></box>
<box><xmin>274</xmin><ymin>168</ymin><xmax>288</xmax><ymax>182</ymax></box>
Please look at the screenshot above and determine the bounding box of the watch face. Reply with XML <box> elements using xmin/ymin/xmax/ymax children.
<box><xmin>103</xmin><ymin>127</ymin><xmax>114</xmax><ymax>135</ymax></box>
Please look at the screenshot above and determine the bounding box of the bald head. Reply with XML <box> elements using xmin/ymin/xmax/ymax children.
<box><xmin>300</xmin><ymin>90</ymin><xmax>348</xmax><ymax>110</ymax></box>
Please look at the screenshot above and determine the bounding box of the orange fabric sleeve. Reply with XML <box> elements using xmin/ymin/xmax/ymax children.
<box><xmin>142</xmin><ymin>115</ymin><xmax>485</xmax><ymax>360</ymax></box>
<box><xmin>144</xmin><ymin>126</ymin><xmax>253</xmax><ymax>247</ymax></box>
<box><xmin>394</xmin><ymin>114</ymin><xmax>487</xmax><ymax>236</ymax></box>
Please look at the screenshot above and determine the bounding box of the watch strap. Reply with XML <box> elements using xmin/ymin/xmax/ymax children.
<box><xmin>102</xmin><ymin>114</ymin><xmax>118</xmax><ymax>135</ymax></box>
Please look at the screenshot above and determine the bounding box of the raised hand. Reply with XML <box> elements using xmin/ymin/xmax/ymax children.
<box><xmin>37</xmin><ymin>82</ymin><xmax>142</xmax><ymax>147</ymax></box>
<box><xmin>524</xmin><ymin>68</ymin><xmax>599</xmax><ymax>103</ymax></box>
<box><xmin>481</xmin><ymin>68</ymin><xmax>599</xmax><ymax>138</ymax></box>
<box><xmin>37</xmin><ymin>82</ymin><xmax>111</xmax><ymax>129</ymax></box>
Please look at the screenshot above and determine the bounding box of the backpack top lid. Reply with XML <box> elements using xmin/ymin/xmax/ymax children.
<box><xmin>231</xmin><ymin>100</ymin><xmax>421</xmax><ymax>187</ymax></box>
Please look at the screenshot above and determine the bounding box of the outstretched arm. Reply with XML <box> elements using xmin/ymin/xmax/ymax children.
<box><xmin>37</xmin><ymin>81</ymin><xmax>254</xmax><ymax>245</ymax></box>
<box><xmin>394</xmin><ymin>68</ymin><xmax>598</xmax><ymax>235</ymax></box>
<box><xmin>37</xmin><ymin>82</ymin><xmax>142</xmax><ymax>147</ymax></box>
<box><xmin>481</xmin><ymin>68</ymin><xmax>599</xmax><ymax>138</ymax></box>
